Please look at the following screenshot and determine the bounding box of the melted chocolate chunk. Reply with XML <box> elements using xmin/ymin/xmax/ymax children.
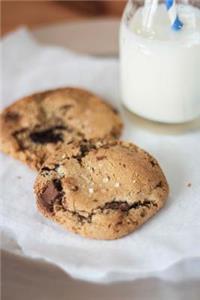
<box><xmin>41</xmin><ymin>164</ymin><xmax>60</xmax><ymax>173</ymax></box>
<box><xmin>103</xmin><ymin>199</ymin><xmax>157</xmax><ymax>212</ymax></box>
<box><xmin>39</xmin><ymin>179</ymin><xmax>63</xmax><ymax>213</ymax></box>
<box><xmin>29</xmin><ymin>126</ymin><xmax>65</xmax><ymax>144</ymax></box>
<box><xmin>39</xmin><ymin>183</ymin><xmax>60</xmax><ymax>213</ymax></box>
<box><xmin>79</xmin><ymin>143</ymin><xmax>95</xmax><ymax>156</ymax></box>
<box><xmin>104</xmin><ymin>201</ymin><xmax>129</xmax><ymax>211</ymax></box>
<box><xmin>72</xmin><ymin>142</ymin><xmax>97</xmax><ymax>164</ymax></box>
<box><xmin>41</xmin><ymin>166</ymin><xmax>52</xmax><ymax>172</ymax></box>
<box><xmin>53</xmin><ymin>179</ymin><xmax>63</xmax><ymax>191</ymax></box>
<box><xmin>61</xmin><ymin>199</ymin><xmax>158</xmax><ymax>225</ymax></box>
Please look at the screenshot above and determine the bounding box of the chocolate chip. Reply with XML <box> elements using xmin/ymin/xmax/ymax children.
<box><xmin>71</xmin><ymin>185</ymin><xmax>79</xmax><ymax>192</ymax></box>
<box><xmin>41</xmin><ymin>166</ymin><xmax>52</xmax><ymax>172</ymax></box>
<box><xmin>39</xmin><ymin>182</ymin><xmax>61</xmax><ymax>213</ymax></box>
<box><xmin>103</xmin><ymin>199</ymin><xmax>157</xmax><ymax>213</ymax></box>
<box><xmin>13</xmin><ymin>128</ymin><xmax>28</xmax><ymax>135</ymax></box>
<box><xmin>131</xmin><ymin>200</ymin><xmax>150</xmax><ymax>209</ymax></box>
<box><xmin>150</xmin><ymin>159</ymin><xmax>157</xmax><ymax>167</ymax></box>
<box><xmin>104</xmin><ymin>202</ymin><xmax>118</xmax><ymax>210</ymax></box>
<box><xmin>106</xmin><ymin>102</ymin><xmax>119</xmax><ymax>114</ymax></box>
<box><xmin>96</xmin><ymin>155</ymin><xmax>107</xmax><ymax>161</ymax></box>
<box><xmin>140</xmin><ymin>210</ymin><xmax>146</xmax><ymax>217</ymax></box>
<box><xmin>4</xmin><ymin>111</ymin><xmax>20</xmax><ymax>122</ymax></box>
<box><xmin>29</xmin><ymin>126</ymin><xmax>65</xmax><ymax>144</ymax></box>
<box><xmin>101</xmin><ymin>144</ymin><xmax>110</xmax><ymax>149</ymax></box>
<box><xmin>41</xmin><ymin>164</ymin><xmax>60</xmax><ymax>173</ymax></box>
<box><xmin>116</xmin><ymin>221</ymin><xmax>123</xmax><ymax>226</ymax></box>
<box><xmin>111</xmin><ymin>107</ymin><xmax>119</xmax><ymax>114</ymax></box>
<box><xmin>119</xmin><ymin>203</ymin><xmax>130</xmax><ymax>211</ymax></box>
<box><xmin>79</xmin><ymin>142</ymin><xmax>96</xmax><ymax>155</ymax></box>
<box><xmin>155</xmin><ymin>181</ymin><xmax>163</xmax><ymax>188</ymax></box>
<box><xmin>73</xmin><ymin>142</ymin><xmax>97</xmax><ymax>164</ymax></box>
<box><xmin>110</xmin><ymin>127</ymin><xmax>119</xmax><ymax>138</ymax></box>
<box><xmin>60</xmin><ymin>105</ymin><xmax>72</xmax><ymax>112</ymax></box>
<box><xmin>53</xmin><ymin>179</ymin><xmax>63</xmax><ymax>191</ymax></box>
<box><xmin>104</xmin><ymin>201</ymin><xmax>129</xmax><ymax>211</ymax></box>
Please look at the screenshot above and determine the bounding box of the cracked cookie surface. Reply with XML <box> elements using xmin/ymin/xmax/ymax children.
<box><xmin>34</xmin><ymin>140</ymin><xmax>169</xmax><ymax>240</ymax></box>
<box><xmin>0</xmin><ymin>88</ymin><xmax>122</xmax><ymax>170</ymax></box>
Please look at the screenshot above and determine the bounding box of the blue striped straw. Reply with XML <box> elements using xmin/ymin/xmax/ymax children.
<box><xmin>165</xmin><ymin>0</ymin><xmax>183</xmax><ymax>31</ymax></box>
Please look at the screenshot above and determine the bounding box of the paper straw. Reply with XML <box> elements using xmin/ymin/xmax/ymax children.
<box><xmin>165</xmin><ymin>0</ymin><xmax>183</xmax><ymax>31</ymax></box>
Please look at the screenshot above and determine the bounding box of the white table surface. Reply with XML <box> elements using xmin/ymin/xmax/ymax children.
<box><xmin>2</xmin><ymin>249</ymin><xmax>200</xmax><ymax>300</ymax></box>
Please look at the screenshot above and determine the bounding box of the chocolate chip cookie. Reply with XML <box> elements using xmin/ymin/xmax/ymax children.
<box><xmin>0</xmin><ymin>88</ymin><xmax>122</xmax><ymax>170</ymax></box>
<box><xmin>34</xmin><ymin>140</ymin><xmax>169</xmax><ymax>240</ymax></box>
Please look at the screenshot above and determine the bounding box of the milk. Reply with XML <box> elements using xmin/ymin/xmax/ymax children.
<box><xmin>120</xmin><ymin>3</ymin><xmax>200</xmax><ymax>123</ymax></box>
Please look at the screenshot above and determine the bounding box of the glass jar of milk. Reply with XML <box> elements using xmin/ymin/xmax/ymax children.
<box><xmin>120</xmin><ymin>0</ymin><xmax>200</xmax><ymax>123</ymax></box>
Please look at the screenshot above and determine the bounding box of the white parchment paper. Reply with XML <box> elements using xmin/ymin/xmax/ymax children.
<box><xmin>1</xmin><ymin>28</ymin><xmax>200</xmax><ymax>283</ymax></box>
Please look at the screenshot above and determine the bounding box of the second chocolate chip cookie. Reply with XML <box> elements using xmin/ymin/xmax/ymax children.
<box><xmin>0</xmin><ymin>88</ymin><xmax>122</xmax><ymax>170</ymax></box>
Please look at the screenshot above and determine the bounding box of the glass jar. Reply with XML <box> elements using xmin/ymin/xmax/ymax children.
<box><xmin>120</xmin><ymin>0</ymin><xmax>200</xmax><ymax>123</ymax></box>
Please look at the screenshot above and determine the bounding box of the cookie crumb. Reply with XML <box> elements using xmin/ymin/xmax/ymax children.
<box><xmin>187</xmin><ymin>182</ymin><xmax>192</xmax><ymax>187</ymax></box>
<box><xmin>115</xmin><ymin>182</ymin><xmax>120</xmax><ymax>188</ymax></box>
